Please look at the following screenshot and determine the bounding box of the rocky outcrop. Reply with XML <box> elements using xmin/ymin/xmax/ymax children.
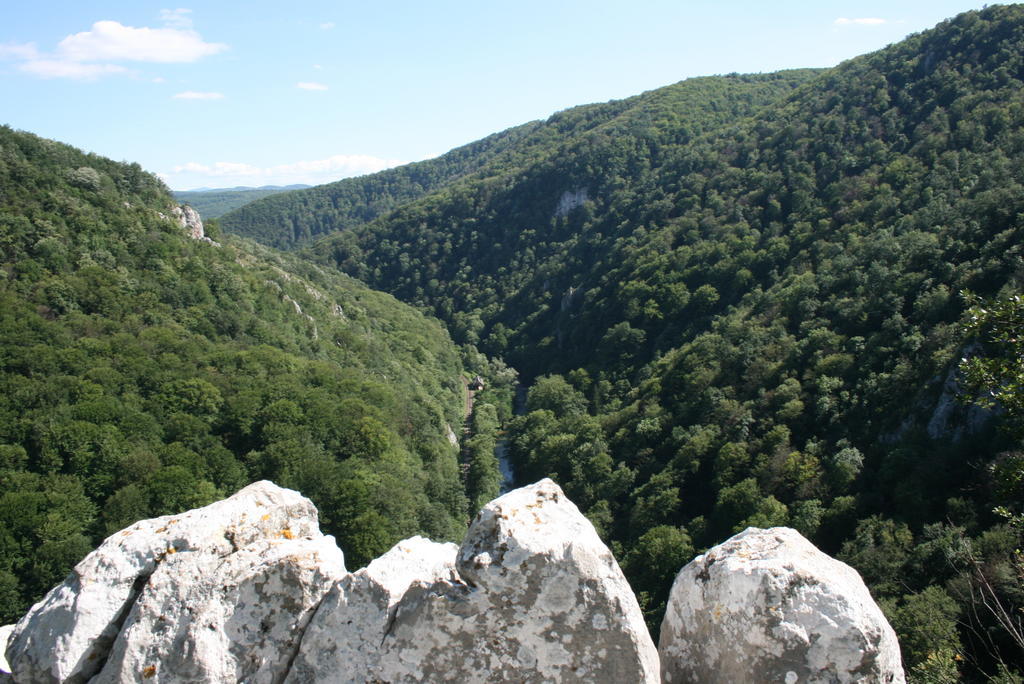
<box><xmin>5</xmin><ymin>480</ymin><xmax>657</xmax><ymax>683</ymax></box>
<box><xmin>659</xmin><ymin>526</ymin><xmax>905</xmax><ymax>684</ymax></box>
<box><xmin>170</xmin><ymin>204</ymin><xmax>219</xmax><ymax>245</ymax></box>
<box><xmin>289</xmin><ymin>480</ymin><xmax>659</xmax><ymax>683</ymax></box>
<box><xmin>5</xmin><ymin>481</ymin><xmax>338</xmax><ymax>683</ymax></box>
<box><xmin>372</xmin><ymin>480</ymin><xmax>659</xmax><ymax>682</ymax></box>
<box><xmin>5</xmin><ymin>484</ymin><xmax>902</xmax><ymax>682</ymax></box>
<box><xmin>554</xmin><ymin>188</ymin><xmax>589</xmax><ymax>218</ymax></box>
<box><xmin>172</xmin><ymin>204</ymin><xmax>204</xmax><ymax>239</ymax></box>
<box><xmin>286</xmin><ymin>536</ymin><xmax>460</xmax><ymax>682</ymax></box>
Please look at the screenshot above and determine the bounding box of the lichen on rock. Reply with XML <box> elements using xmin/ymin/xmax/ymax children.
<box><xmin>659</xmin><ymin>526</ymin><xmax>905</xmax><ymax>684</ymax></box>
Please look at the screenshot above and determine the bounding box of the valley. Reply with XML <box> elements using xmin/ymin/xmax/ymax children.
<box><xmin>2</xmin><ymin>5</ymin><xmax>1024</xmax><ymax>680</ymax></box>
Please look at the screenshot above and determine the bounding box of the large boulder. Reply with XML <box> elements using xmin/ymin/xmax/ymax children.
<box><xmin>659</xmin><ymin>526</ymin><xmax>905</xmax><ymax>684</ymax></box>
<box><xmin>93</xmin><ymin>535</ymin><xmax>344</xmax><ymax>683</ymax></box>
<box><xmin>6</xmin><ymin>481</ymin><xmax>339</xmax><ymax>683</ymax></box>
<box><xmin>374</xmin><ymin>478</ymin><xmax>660</xmax><ymax>683</ymax></box>
<box><xmin>286</xmin><ymin>536</ymin><xmax>459</xmax><ymax>682</ymax></box>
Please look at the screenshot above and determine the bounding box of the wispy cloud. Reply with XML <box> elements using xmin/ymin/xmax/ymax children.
<box><xmin>319</xmin><ymin>22</ymin><xmax>335</xmax><ymax>30</ymax></box>
<box><xmin>21</xmin><ymin>60</ymin><xmax>131</xmax><ymax>79</ymax></box>
<box><xmin>160</xmin><ymin>8</ymin><xmax>193</xmax><ymax>29</ymax></box>
<box><xmin>169</xmin><ymin>153</ymin><xmax>407</xmax><ymax>187</ymax></box>
<box><xmin>0</xmin><ymin>15</ymin><xmax>226</xmax><ymax>81</ymax></box>
<box><xmin>173</xmin><ymin>90</ymin><xmax>224</xmax><ymax>100</ymax></box>
<box><xmin>0</xmin><ymin>42</ymin><xmax>40</xmax><ymax>60</ymax></box>
<box><xmin>297</xmin><ymin>81</ymin><xmax>328</xmax><ymax>91</ymax></box>
<box><xmin>834</xmin><ymin>17</ymin><xmax>887</xmax><ymax>26</ymax></box>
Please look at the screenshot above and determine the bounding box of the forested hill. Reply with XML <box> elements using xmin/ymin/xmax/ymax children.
<box><xmin>217</xmin><ymin>70</ymin><xmax>818</xmax><ymax>250</ymax></box>
<box><xmin>0</xmin><ymin>126</ymin><xmax>470</xmax><ymax>623</ymax></box>
<box><xmin>292</xmin><ymin>6</ymin><xmax>1021</xmax><ymax>679</ymax></box>
<box><xmin>172</xmin><ymin>184</ymin><xmax>310</xmax><ymax>220</ymax></box>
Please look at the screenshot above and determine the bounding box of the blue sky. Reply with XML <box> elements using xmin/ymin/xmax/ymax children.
<box><xmin>1</xmin><ymin>1</ymin><xmax>991</xmax><ymax>190</ymax></box>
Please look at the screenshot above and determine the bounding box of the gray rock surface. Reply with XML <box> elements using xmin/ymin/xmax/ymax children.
<box><xmin>94</xmin><ymin>535</ymin><xmax>344</xmax><ymax>683</ymax></box>
<box><xmin>286</xmin><ymin>536</ymin><xmax>459</xmax><ymax>682</ymax></box>
<box><xmin>659</xmin><ymin>526</ymin><xmax>905</xmax><ymax>684</ymax></box>
<box><xmin>5</xmin><ymin>481</ymin><xmax>335</xmax><ymax>683</ymax></box>
<box><xmin>375</xmin><ymin>478</ymin><xmax>659</xmax><ymax>683</ymax></box>
<box><xmin>172</xmin><ymin>204</ymin><xmax>205</xmax><ymax>240</ymax></box>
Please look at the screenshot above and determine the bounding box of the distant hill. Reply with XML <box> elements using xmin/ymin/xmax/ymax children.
<box><xmin>172</xmin><ymin>184</ymin><xmax>311</xmax><ymax>219</ymax></box>
<box><xmin>0</xmin><ymin>126</ymin><xmax>468</xmax><ymax>622</ymax></box>
<box><xmin>218</xmin><ymin>75</ymin><xmax>816</xmax><ymax>249</ymax></box>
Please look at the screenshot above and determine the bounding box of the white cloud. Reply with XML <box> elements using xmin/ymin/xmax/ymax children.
<box><xmin>173</xmin><ymin>90</ymin><xmax>224</xmax><ymax>99</ymax></box>
<box><xmin>160</xmin><ymin>8</ymin><xmax>193</xmax><ymax>29</ymax></box>
<box><xmin>57</xmin><ymin>20</ymin><xmax>226</xmax><ymax>63</ymax></box>
<box><xmin>168</xmin><ymin>153</ymin><xmax>407</xmax><ymax>188</ymax></box>
<box><xmin>834</xmin><ymin>17</ymin><xmax>887</xmax><ymax>26</ymax></box>
<box><xmin>0</xmin><ymin>42</ymin><xmax>39</xmax><ymax>60</ymax></box>
<box><xmin>297</xmin><ymin>81</ymin><xmax>328</xmax><ymax>91</ymax></box>
<box><xmin>319</xmin><ymin>22</ymin><xmax>335</xmax><ymax>30</ymax></box>
<box><xmin>20</xmin><ymin>60</ymin><xmax>131</xmax><ymax>80</ymax></box>
<box><xmin>313</xmin><ymin>64</ymin><xmax>322</xmax><ymax>70</ymax></box>
<box><xmin>2</xmin><ymin>18</ymin><xmax>226</xmax><ymax>81</ymax></box>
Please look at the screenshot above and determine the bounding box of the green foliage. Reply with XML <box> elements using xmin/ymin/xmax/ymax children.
<box><xmin>884</xmin><ymin>585</ymin><xmax>963</xmax><ymax>677</ymax></box>
<box><xmin>961</xmin><ymin>292</ymin><xmax>1024</xmax><ymax>439</ymax></box>
<box><xmin>0</xmin><ymin>125</ymin><xmax>468</xmax><ymax>620</ymax></box>
<box><xmin>621</xmin><ymin>525</ymin><xmax>694</xmax><ymax>638</ymax></box>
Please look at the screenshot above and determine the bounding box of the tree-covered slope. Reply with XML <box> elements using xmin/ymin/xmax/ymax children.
<box><xmin>294</xmin><ymin>6</ymin><xmax>1024</xmax><ymax>679</ymax></box>
<box><xmin>0</xmin><ymin>126</ymin><xmax>468</xmax><ymax>623</ymax></box>
<box><xmin>172</xmin><ymin>184</ymin><xmax>310</xmax><ymax>220</ymax></box>
<box><xmin>219</xmin><ymin>70</ymin><xmax>817</xmax><ymax>251</ymax></box>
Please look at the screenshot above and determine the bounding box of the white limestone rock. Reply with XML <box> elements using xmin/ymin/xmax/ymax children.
<box><xmin>376</xmin><ymin>478</ymin><xmax>660</xmax><ymax>683</ymax></box>
<box><xmin>94</xmin><ymin>535</ymin><xmax>344</xmax><ymax>683</ymax></box>
<box><xmin>6</xmin><ymin>481</ymin><xmax>329</xmax><ymax>683</ymax></box>
<box><xmin>171</xmin><ymin>204</ymin><xmax>205</xmax><ymax>240</ymax></box>
<box><xmin>0</xmin><ymin>623</ymin><xmax>13</xmax><ymax>679</ymax></box>
<box><xmin>286</xmin><ymin>536</ymin><xmax>459</xmax><ymax>682</ymax></box>
<box><xmin>659</xmin><ymin>526</ymin><xmax>905</xmax><ymax>684</ymax></box>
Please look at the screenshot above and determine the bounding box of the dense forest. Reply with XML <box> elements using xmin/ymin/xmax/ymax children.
<box><xmin>172</xmin><ymin>185</ymin><xmax>310</xmax><ymax>220</ymax></box>
<box><xmin>0</xmin><ymin>126</ymin><xmax>472</xmax><ymax>624</ymax></box>
<box><xmin>218</xmin><ymin>71</ymin><xmax>819</xmax><ymax>251</ymax></box>
<box><xmin>220</xmin><ymin>6</ymin><xmax>1024</xmax><ymax>681</ymax></box>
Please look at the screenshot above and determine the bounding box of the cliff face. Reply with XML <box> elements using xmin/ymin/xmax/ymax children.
<box><xmin>2</xmin><ymin>481</ymin><xmax>903</xmax><ymax>683</ymax></box>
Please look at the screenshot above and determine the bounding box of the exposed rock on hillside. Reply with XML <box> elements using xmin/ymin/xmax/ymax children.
<box><xmin>171</xmin><ymin>203</ymin><xmax>219</xmax><ymax>244</ymax></box>
<box><xmin>659</xmin><ymin>526</ymin><xmax>905</xmax><ymax>684</ymax></box>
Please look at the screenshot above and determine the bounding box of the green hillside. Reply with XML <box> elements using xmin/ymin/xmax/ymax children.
<box><xmin>288</xmin><ymin>6</ymin><xmax>1022</xmax><ymax>679</ymax></box>
<box><xmin>172</xmin><ymin>185</ymin><xmax>309</xmax><ymax>220</ymax></box>
<box><xmin>0</xmin><ymin>126</ymin><xmax>468</xmax><ymax>622</ymax></box>
<box><xmin>219</xmin><ymin>71</ymin><xmax>818</xmax><ymax>250</ymax></box>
